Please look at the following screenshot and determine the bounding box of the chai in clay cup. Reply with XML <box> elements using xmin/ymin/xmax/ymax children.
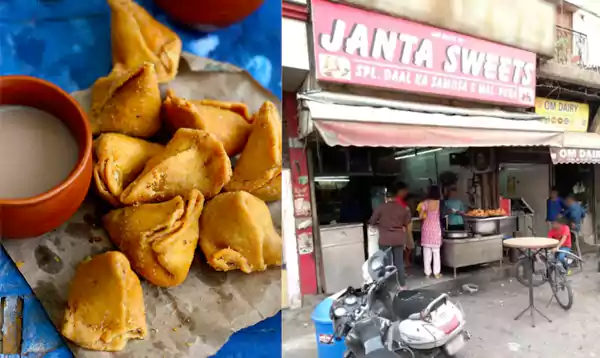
<box><xmin>154</xmin><ymin>0</ymin><xmax>265</xmax><ymax>30</ymax></box>
<box><xmin>0</xmin><ymin>76</ymin><xmax>93</xmax><ymax>239</ymax></box>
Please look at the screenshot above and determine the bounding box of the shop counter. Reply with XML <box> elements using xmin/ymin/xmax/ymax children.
<box><xmin>441</xmin><ymin>235</ymin><xmax>504</xmax><ymax>277</ymax></box>
<box><xmin>320</xmin><ymin>223</ymin><xmax>365</xmax><ymax>294</ymax></box>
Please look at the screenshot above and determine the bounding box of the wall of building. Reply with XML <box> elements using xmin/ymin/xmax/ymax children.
<box><xmin>396</xmin><ymin>149</ymin><xmax>472</xmax><ymax>204</ymax></box>
<box><xmin>334</xmin><ymin>0</ymin><xmax>556</xmax><ymax>56</ymax></box>
<box><xmin>572</xmin><ymin>8</ymin><xmax>600</xmax><ymax>68</ymax></box>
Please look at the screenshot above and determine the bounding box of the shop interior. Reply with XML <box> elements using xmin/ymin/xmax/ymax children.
<box><xmin>310</xmin><ymin>140</ymin><xmax>561</xmax><ymax>293</ymax></box>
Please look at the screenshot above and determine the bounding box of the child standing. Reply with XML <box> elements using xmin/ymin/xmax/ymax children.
<box><xmin>420</xmin><ymin>186</ymin><xmax>443</xmax><ymax>278</ymax></box>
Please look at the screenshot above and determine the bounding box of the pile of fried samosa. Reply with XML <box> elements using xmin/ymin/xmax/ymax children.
<box><xmin>61</xmin><ymin>0</ymin><xmax>282</xmax><ymax>351</ymax></box>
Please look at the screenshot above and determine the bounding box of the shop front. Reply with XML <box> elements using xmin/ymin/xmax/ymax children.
<box><xmin>295</xmin><ymin>0</ymin><xmax>569</xmax><ymax>294</ymax></box>
<box><xmin>550</xmin><ymin>132</ymin><xmax>600</xmax><ymax>246</ymax></box>
<box><xmin>535</xmin><ymin>97</ymin><xmax>600</xmax><ymax>246</ymax></box>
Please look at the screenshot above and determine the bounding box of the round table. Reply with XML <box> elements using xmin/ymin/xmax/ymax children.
<box><xmin>503</xmin><ymin>237</ymin><xmax>559</xmax><ymax>327</ymax></box>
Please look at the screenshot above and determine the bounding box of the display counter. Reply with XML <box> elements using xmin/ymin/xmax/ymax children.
<box><xmin>441</xmin><ymin>234</ymin><xmax>505</xmax><ymax>277</ymax></box>
<box><xmin>319</xmin><ymin>223</ymin><xmax>365</xmax><ymax>293</ymax></box>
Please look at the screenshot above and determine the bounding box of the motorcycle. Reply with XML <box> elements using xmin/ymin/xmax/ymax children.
<box><xmin>330</xmin><ymin>250</ymin><xmax>470</xmax><ymax>357</ymax></box>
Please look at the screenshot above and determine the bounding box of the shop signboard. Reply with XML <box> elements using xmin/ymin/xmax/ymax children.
<box><xmin>310</xmin><ymin>0</ymin><xmax>537</xmax><ymax>107</ymax></box>
<box><xmin>550</xmin><ymin>147</ymin><xmax>600</xmax><ymax>164</ymax></box>
<box><xmin>535</xmin><ymin>98</ymin><xmax>589</xmax><ymax>132</ymax></box>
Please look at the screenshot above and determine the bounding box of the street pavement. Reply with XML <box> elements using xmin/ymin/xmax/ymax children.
<box><xmin>283</xmin><ymin>257</ymin><xmax>600</xmax><ymax>358</ymax></box>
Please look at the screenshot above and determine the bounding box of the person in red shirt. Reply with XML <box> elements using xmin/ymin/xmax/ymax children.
<box><xmin>548</xmin><ymin>217</ymin><xmax>572</xmax><ymax>271</ymax></box>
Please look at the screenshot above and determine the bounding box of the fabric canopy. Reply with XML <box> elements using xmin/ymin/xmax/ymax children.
<box><xmin>550</xmin><ymin>132</ymin><xmax>600</xmax><ymax>164</ymax></box>
<box><xmin>561</xmin><ymin>131</ymin><xmax>600</xmax><ymax>149</ymax></box>
<box><xmin>307</xmin><ymin>101</ymin><xmax>564</xmax><ymax>148</ymax></box>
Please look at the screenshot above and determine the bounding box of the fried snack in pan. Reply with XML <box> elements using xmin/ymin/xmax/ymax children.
<box><xmin>250</xmin><ymin>173</ymin><xmax>281</xmax><ymax>202</ymax></box>
<box><xmin>104</xmin><ymin>190</ymin><xmax>205</xmax><ymax>287</ymax></box>
<box><xmin>225</xmin><ymin>101</ymin><xmax>282</xmax><ymax>193</ymax></box>
<box><xmin>162</xmin><ymin>89</ymin><xmax>253</xmax><ymax>156</ymax></box>
<box><xmin>93</xmin><ymin>133</ymin><xmax>164</xmax><ymax>207</ymax></box>
<box><xmin>108</xmin><ymin>0</ymin><xmax>182</xmax><ymax>83</ymax></box>
<box><xmin>61</xmin><ymin>251</ymin><xmax>147</xmax><ymax>351</ymax></box>
<box><xmin>120</xmin><ymin>128</ymin><xmax>232</xmax><ymax>205</ymax></box>
<box><xmin>90</xmin><ymin>62</ymin><xmax>162</xmax><ymax>138</ymax></box>
<box><xmin>199</xmin><ymin>191</ymin><xmax>282</xmax><ymax>273</ymax></box>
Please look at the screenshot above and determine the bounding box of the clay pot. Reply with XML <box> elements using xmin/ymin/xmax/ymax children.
<box><xmin>154</xmin><ymin>0</ymin><xmax>265</xmax><ymax>29</ymax></box>
<box><xmin>0</xmin><ymin>76</ymin><xmax>93</xmax><ymax>239</ymax></box>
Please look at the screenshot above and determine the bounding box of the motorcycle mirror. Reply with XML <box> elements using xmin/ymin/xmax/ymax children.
<box><xmin>367</xmin><ymin>250</ymin><xmax>387</xmax><ymax>279</ymax></box>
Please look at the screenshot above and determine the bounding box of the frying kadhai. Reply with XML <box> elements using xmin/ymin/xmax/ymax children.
<box><xmin>120</xmin><ymin>128</ymin><xmax>232</xmax><ymax>205</ymax></box>
<box><xmin>93</xmin><ymin>133</ymin><xmax>164</xmax><ymax>207</ymax></box>
<box><xmin>162</xmin><ymin>89</ymin><xmax>253</xmax><ymax>156</ymax></box>
<box><xmin>90</xmin><ymin>62</ymin><xmax>162</xmax><ymax>138</ymax></box>
<box><xmin>103</xmin><ymin>189</ymin><xmax>204</xmax><ymax>287</ymax></box>
<box><xmin>199</xmin><ymin>191</ymin><xmax>282</xmax><ymax>273</ymax></box>
<box><xmin>108</xmin><ymin>0</ymin><xmax>182</xmax><ymax>83</ymax></box>
<box><xmin>61</xmin><ymin>251</ymin><xmax>147</xmax><ymax>351</ymax></box>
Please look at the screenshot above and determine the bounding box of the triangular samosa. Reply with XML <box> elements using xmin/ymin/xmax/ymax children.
<box><xmin>90</xmin><ymin>62</ymin><xmax>161</xmax><ymax>138</ymax></box>
<box><xmin>104</xmin><ymin>189</ymin><xmax>204</xmax><ymax>287</ymax></box>
<box><xmin>120</xmin><ymin>128</ymin><xmax>231</xmax><ymax>205</ymax></box>
<box><xmin>225</xmin><ymin>101</ymin><xmax>282</xmax><ymax>193</ymax></box>
<box><xmin>108</xmin><ymin>0</ymin><xmax>182</xmax><ymax>83</ymax></box>
<box><xmin>250</xmin><ymin>173</ymin><xmax>281</xmax><ymax>202</ymax></box>
<box><xmin>93</xmin><ymin>133</ymin><xmax>164</xmax><ymax>206</ymax></box>
<box><xmin>198</xmin><ymin>191</ymin><xmax>282</xmax><ymax>273</ymax></box>
<box><xmin>61</xmin><ymin>251</ymin><xmax>147</xmax><ymax>351</ymax></box>
<box><xmin>162</xmin><ymin>89</ymin><xmax>253</xmax><ymax>156</ymax></box>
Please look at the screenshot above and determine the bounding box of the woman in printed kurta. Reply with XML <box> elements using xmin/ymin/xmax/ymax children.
<box><xmin>420</xmin><ymin>186</ymin><xmax>443</xmax><ymax>278</ymax></box>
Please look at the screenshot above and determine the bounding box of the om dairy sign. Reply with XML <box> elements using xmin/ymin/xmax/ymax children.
<box><xmin>535</xmin><ymin>98</ymin><xmax>589</xmax><ymax>132</ymax></box>
<box><xmin>550</xmin><ymin>148</ymin><xmax>600</xmax><ymax>164</ymax></box>
<box><xmin>311</xmin><ymin>0</ymin><xmax>536</xmax><ymax>107</ymax></box>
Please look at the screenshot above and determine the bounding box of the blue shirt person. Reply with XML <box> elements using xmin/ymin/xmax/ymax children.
<box><xmin>546</xmin><ymin>188</ymin><xmax>564</xmax><ymax>222</ymax></box>
<box><xmin>564</xmin><ymin>195</ymin><xmax>586</xmax><ymax>232</ymax></box>
<box><xmin>444</xmin><ymin>189</ymin><xmax>467</xmax><ymax>227</ymax></box>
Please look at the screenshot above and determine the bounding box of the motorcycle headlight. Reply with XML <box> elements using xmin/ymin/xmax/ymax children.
<box><xmin>344</xmin><ymin>295</ymin><xmax>357</xmax><ymax>305</ymax></box>
<box><xmin>333</xmin><ymin>307</ymin><xmax>347</xmax><ymax>317</ymax></box>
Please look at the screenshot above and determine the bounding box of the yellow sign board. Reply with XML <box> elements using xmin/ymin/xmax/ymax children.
<box><xmin>535</xmin><ymin>97</ymin><xmax>589</xmax><ymax>132</ymax></box>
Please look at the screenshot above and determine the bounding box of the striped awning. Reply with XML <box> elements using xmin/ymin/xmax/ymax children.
<box><xmin>550</xmin><ymin>132</ymin><xmax>600</xmax><ymax>164</ymax></box>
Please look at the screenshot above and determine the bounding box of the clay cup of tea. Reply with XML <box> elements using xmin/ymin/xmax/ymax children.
<box><xmin>0</xmin><ymin>76</ymin><xmax>93</xmax><ymax>239</ymax></box>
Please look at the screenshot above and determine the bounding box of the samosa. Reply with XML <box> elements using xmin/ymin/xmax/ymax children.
<box><xmin>103</xmin><ymin>190</ymin><xmax>204</xmax><ymax>287</ymax></box>
<box><xmin>250</xmin><ymin>174</ymin><xmax>281</xmax><ymax>202</ymax></box>
<box><xmin>120</xmin><ymin>128</ymin><xmax>231</xmax><ymax>205</ymax></box>
<box><xmin>90</xmin><ymin>62</ymin><xmax>161</xmax><ymax>138</ymax></box>
<box><xmin>61</xmin><ymin>251</ymin><xmax>147</xmax><ymax>351</ymax></box>
<box><xmin>108</xmin><ymin>0</ymin><xmax>182</xmax><ymax>83</ymax></box>
<box><xmin>225</xmin><ymin>101</ymin><xmax>282</xmax><ymax>197</ymax></box>
<box><xmin>93</xmin><ymin>133</ymin><xmax>164</xmax><ymax>206</ymax></box>
<box><xmin>198</xmin><ymin>191</ymin><xmax>282</xmax><ymax>273</ymax></box>
<box><xmin>162</xmin><ymin>89</ymin><xmax>253</xmax><ymax>156</ymax></box>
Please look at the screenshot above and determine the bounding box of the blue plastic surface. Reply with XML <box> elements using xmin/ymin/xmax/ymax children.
<box><xmin>0</xmin><ymin>247</ymin><xmax>74</xmax><ymax>357</ymax></box>
<box><xmin>0</xmin><ymin>0</ymin><xmax>282</xmax><ymax>98</ymax></box>
<box><xmin>312</xmin><ymin>298</ymin><xmax>347</xmax><ymax>358</ymax></box>
<box><xmin>0</xmin><ymin>0</ymin><xmax>282</xmax><ymax>356</ymax></box>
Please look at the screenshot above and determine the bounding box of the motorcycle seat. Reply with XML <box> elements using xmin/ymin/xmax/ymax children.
<box><xmin>392</xmin><ymin>289</ymin><xmax>440</xmax><ymax>320</ymax></box>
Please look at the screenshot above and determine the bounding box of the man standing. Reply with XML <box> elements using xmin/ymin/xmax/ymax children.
<box><xmin>563</xmin><ymin>194</ymin><xmax>586</xmax><ymax>266</ymax></box>
<box><xmin>444</xmin><ymin>187</ymin><xmax>467</xmax><ymax>230</ymax></box>
<box><xmin>546</xmin><ymin>187</ymin><xmax>564</xmax><ymax>232</ymax></box>
<box><xmin>368</xmin><ymin>181</ymin><xmax>411</xmax><ymax>289</ymax></box>
<box><xmin>564</xmin><ymin>194</ymin><xmax>586</xmax><ymax>233</ymax></box>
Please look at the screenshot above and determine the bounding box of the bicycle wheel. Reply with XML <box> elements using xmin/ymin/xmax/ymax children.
<box><xmin>515</xmin><ymin>257</ymin><xmax>547</xmax><ymax>288</ymax></box>
<box><xmin>549</xmin><ymin>267</ymin><xmax>573</xmax><ymax>310</ymax></box>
